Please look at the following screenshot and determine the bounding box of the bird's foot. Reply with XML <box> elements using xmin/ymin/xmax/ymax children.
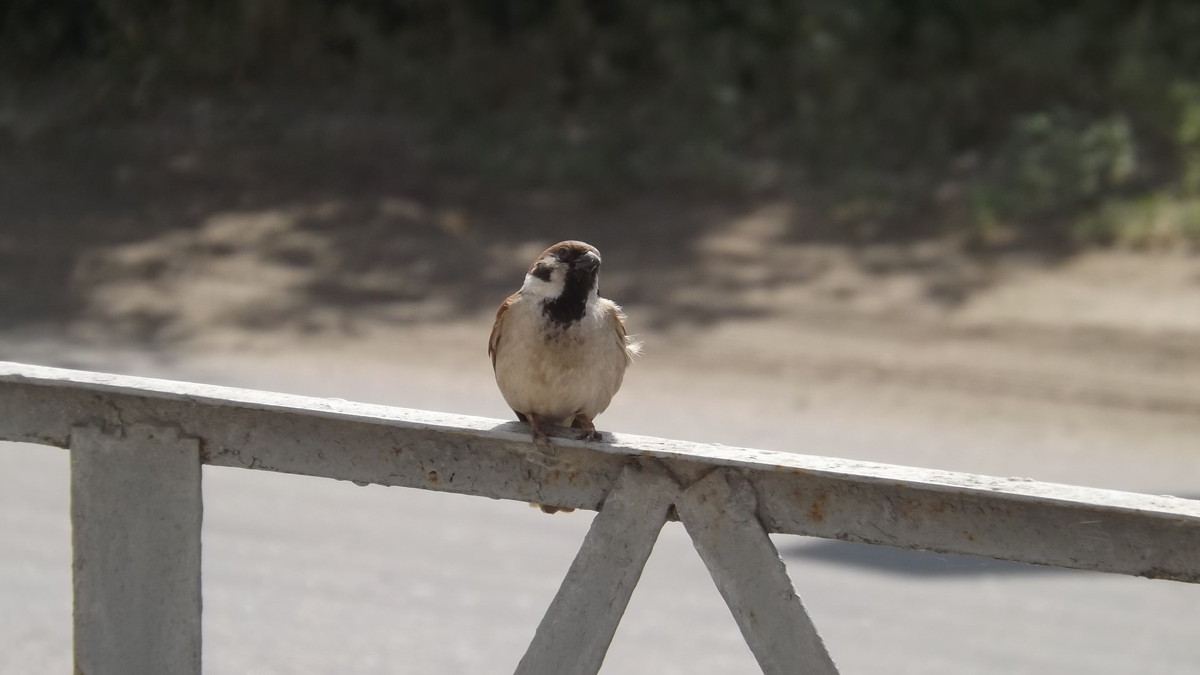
<box><xmin>526</xmin><ymin>413</ymin><xmax>553</xmax><ymax>450</ymax></box>
<box><xmin>525</xmin><ymin>413</ymin><xmax>573</xmax><ymax>513</ymax></box>
<box><xmin>571</xmin><ymin>415</ymin><xmax>601</xmax><ymax>442</ymax></box>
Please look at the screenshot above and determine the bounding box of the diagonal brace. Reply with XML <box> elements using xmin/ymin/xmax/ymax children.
<box><xmin>678</xmin><ymin>469</ymin><xmax>838</xmax><ymax>675</ymax></box>
<box><xmin>515</xmin><ymin>462</ymin><xmax>679</xmax><ymax>675</ymax></box>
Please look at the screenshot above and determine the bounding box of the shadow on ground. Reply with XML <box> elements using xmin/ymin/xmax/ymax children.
<box><xmin>780</xmin><ymin>539</ymin><xmax>1071</xmax><ymax>578</ymax></box>
<box><xmin>0</xmin><ymin>97</ymin><xmax>1018</xmax><ymax>348</ymax></box>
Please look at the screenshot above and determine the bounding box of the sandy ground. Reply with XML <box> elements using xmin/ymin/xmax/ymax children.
<box><xmin>2</xmin><ymin>109</ymin><xmax>1200</xmax><ymax>672</ymax></box>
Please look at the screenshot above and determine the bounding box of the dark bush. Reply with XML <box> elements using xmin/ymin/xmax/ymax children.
<box><xmin>5</xmin><ymin>1</ymin><xmax>1200</xmax><ymax>246</ymax></box>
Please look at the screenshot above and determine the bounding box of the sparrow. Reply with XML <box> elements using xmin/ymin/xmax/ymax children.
<box><xmin>489</xmin><ymin>240</ymin><xmax>640</xmax><ymax>449</ymax></box>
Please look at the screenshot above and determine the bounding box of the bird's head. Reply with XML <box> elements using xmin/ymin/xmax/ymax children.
<box><xmin>522</xmin><ymin>240</ymin><xmax>601</xmax><ymax>298</ymax></box>
<box><xmin>522</xmin><ymin>240</ymin><xmax>602</xmax><ymax>325</ymax></box>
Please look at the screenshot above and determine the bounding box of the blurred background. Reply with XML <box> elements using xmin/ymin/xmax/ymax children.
<box><xmin>2</xmin><ymin>2</ymin><xmax>1200</xmax><ymax>673</ymax></box>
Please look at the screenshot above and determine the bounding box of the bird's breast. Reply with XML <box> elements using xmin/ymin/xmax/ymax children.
<box><xmin>493</xmin><ymin>301</ymin><xmax>627</xmax><ymax>423</ymax></box>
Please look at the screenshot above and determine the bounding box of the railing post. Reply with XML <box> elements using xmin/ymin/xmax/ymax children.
<box><xmin>70</xmin><ymin>424</ymin><xmax>203</xmax><ymax>675</ymax></box>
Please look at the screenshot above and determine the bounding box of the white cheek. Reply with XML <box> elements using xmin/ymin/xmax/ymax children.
<box><xmin>520</xmin><ymin>270</ymin><xmax>566</xmax><ymax>298</ymax></box>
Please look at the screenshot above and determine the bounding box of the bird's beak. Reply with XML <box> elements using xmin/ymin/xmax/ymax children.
<box><xmin>576</xmin><ymin>251</ymin><xmax>601</xmax><ymax>273</ymax></box>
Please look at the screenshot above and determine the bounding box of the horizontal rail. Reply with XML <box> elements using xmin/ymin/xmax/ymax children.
<box><xmin>2</xmin><ymin>360</ymin><xmax>1198</xmax><ymax>582</ymax></box>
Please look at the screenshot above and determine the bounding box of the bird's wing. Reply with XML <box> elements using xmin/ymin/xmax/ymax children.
<box><xmin>604</xmin><ymin>300</ymin><xmax>642</xmax><ymax>364</ymax></box>
<box><xmin>488</xmin><ymin>292</ymin><xmax>519</xmax><ymax>370</ymax></box>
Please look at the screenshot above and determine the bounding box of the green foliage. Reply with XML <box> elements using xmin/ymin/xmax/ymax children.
<box><xmin>1074</xmin><ymin>193</ymin><xmax>1200</xmax><ymax>249</ymax></box>
<box><xmin>1175</xmin><ymin>83</ymin><xmax>1200</xmax><ymax>197</ymax></box>
<box><xmin>5</xmin><ymin>0</ymin><xmax>1200</xmax><ymax>247</ymax></box>
<box><xmin>981</xmin><ymin>113</ymin><xmax>1138</xmax><ymax>218</ymax></box>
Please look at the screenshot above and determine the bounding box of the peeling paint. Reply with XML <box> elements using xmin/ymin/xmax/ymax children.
<box><xmin>809</xmin><ymin>491</ymin><xmax>828</xmax><ymax>523</ymax></box>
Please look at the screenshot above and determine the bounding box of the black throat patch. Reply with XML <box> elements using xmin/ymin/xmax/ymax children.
<box><xmin>542</xmin><ymin>268</ymin><xmax>594</xmax><ymax>328</ymax></box>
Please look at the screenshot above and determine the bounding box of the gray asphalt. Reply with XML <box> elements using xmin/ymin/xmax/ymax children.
<box><xmin>3</xmin><ymin>341</ymin><xmax>1199</xmax><ymax>674</ymax></box>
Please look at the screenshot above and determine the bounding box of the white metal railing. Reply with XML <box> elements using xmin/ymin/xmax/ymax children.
<box><xmin>2</xmin><ymin>360</ymin><xmax>1198</xmax><ymax>674</ymax></box>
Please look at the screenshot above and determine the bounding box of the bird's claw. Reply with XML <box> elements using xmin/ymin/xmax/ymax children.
<box><xmin>572</xmin><ymin>414</ymin><xmax>601</xmax><ymax>442</ymax></box>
